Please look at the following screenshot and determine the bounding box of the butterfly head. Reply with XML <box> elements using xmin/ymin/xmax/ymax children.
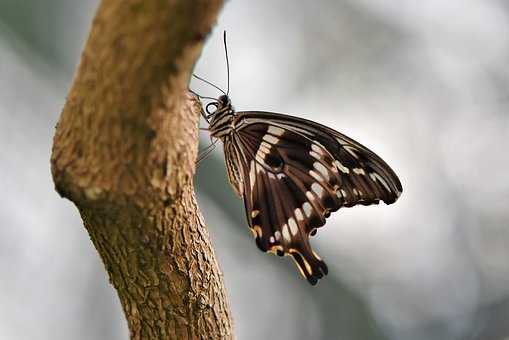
<box><xmin>217</xmin><ymin>94</ymin><xmax>231</xmax><ymax>107</ymax></box>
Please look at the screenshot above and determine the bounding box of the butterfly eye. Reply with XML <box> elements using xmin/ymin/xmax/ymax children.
<box><xmin>206</xmin><ymin>102</ymin><xmax>219</xmax><ymax>115</ymax></box>
<box><xmin>218</xmin><ymin>94</ymin><xmax>229</xmax><ymax>104</ymax></box>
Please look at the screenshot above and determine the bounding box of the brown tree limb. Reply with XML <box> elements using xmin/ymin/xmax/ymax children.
<box><xmin>50</xmin><ymin>1</ymin><xmax>232</xmax><ymax>339</ymax></box>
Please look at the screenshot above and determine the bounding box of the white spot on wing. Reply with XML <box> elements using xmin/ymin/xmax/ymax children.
<box><xmin>313</xmin><ymin>162</ymin><xmax>330</xmax><ymax>180</ymax></box>
<box><xmin>311</xmin><ymin>143</ymin><xmax>325</xmax><ymax>155</ymax></box>
<box><xmin>310</xmin><ymin>150</ymin><xmax>321</xmax><ymax>160</ymax></box>
<box><xmin>294</xmin><ymin>208</ymin><xmax>304</xmax><ymax>221</ymax></box>
<box><xmin>334</xmin><ymin>160</ymin><xmax>350</xmax><ymax>174</ymax></box>
<box><xmin>288</xmin><ymin>218</ymin><xmax>298</xmax><ymax>236</ymax></box>
<box><xmin>303</xmin><ymin>202</ymin><xmax>313</xmax><ymax>217</ymax></box>
<box><xmin>255</xmin><ymin>141</ymin><xmax>270</xmax><ymax>164</ymax></box>
<box><xmin>344</xmin><ymin>145</ymin><xmax>359</xmax><ymax>159</ymax></box>
<box><xmin>282</xmin><ymin>224</ymin><xmax>291</xmax><ymax>242</ymax></box>
<box><xmin>269</xmin><ymin>236</ymin><xmax>275</xmax><ymax>243</ymax></box>
<box><xmin>267</xmin><ymin>126</ymin><xmax>285</xmax><ymax>136</ymax></box>
<box><xmin>259</xmin><ymin>141</ymin><xmax>271</xmax><ymax>153</ymax></box>
<box><xmin>263</xmin><ymin>134</ymin><xmax>279</xmax><ymax>144</ymax></box>
<box><xmin>353</xmin><ymin>168</ymin><xmax>366</xmax><ymax>175</ymax></box>
<box><xmin>311</xmin><ymin>182</ymin><xmax>324</xmax><ymax>197</ymax></box>
<box><xmin>255</xmin><ymin>154</ymin><xmax>265</xmax><ymax>164</ymax></box>
<box><xmin>306</xmin><ymin>191</ymin><xmax>314</xmax><ymax>201</ymax></box>
<box><xmin>249</xmin><ymin>161</ymin><xmax>256</xmax><ymax>190</ymax></box>
<box><xmin>371</xmin><ymin>172</ymin><xmax>391</xmax><ymax>192</ymax></box>
<box><xmin>275</xmin><ymin>231</ymin><xmax>281</xmax><ymax>241</ymax></box>
<box><xmin>309</xmin><ymin>170</ymin><xmax>321</xmax><ymax>182</ymax></box>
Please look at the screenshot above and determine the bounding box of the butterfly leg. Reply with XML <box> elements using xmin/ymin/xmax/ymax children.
<box><xmin>196</xmin><ymin>138</ymin><xmax>218</xmax><ymax>166</ymax></box>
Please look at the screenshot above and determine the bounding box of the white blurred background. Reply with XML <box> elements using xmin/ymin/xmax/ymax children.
<box><xmin>1</xmin><ymin>1</ymin><xmax>508</xmax><ymax>339</ymax></box>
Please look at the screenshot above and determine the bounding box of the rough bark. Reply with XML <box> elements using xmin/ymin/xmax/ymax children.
<box><xmin>50</xmin><ymin>1</ymin><xmax>232</xmax><ymax>339</ymax></box>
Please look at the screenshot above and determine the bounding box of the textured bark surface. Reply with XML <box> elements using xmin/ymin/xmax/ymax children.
<box><xmin>51</xmin><ymin>1</ymin><xmax>232</xmax><ymax>339</ymax></box>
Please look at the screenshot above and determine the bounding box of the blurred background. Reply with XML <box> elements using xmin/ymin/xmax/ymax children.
<box><xmin>1</xmin><ymin>1</ymin><xmax>509</xmax><ymax>339</ymax></box>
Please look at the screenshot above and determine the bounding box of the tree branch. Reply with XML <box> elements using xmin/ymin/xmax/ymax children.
<box><xmin>50</xmin><ymin>1</ymin><xmax>232</xmax><ymax>339</ymax></box>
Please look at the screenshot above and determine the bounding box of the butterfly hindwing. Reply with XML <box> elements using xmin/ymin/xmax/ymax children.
<box><xmin>228</xmin><ymin>122</ymin><xmax>356</xmax><ymax>284</ymax></box>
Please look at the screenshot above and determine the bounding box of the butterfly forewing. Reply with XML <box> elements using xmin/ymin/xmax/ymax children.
<box><xmin>238</xmin><ymin>111</ymin><xmax>402</xmax><ymax>205</ymax></box>
<box><xmin>220</xmin><ymin>110</ymin><xmax>402</xmax><ymax>285</ymax></box>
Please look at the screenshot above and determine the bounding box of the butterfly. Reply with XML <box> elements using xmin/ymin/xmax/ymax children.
<box><xmin>193</xmin><ymin>32</ymin><xmax>402</xmax><ymax>285</ymax></box>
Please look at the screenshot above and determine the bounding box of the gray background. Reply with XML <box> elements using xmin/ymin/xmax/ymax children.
<box><xmin>1</xmin><ymin>1</ymin><xmax>508</xmax><ymax>339</ymax></box>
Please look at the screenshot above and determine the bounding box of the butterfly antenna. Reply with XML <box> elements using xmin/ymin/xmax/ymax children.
<box><xmin>223</xmin><ymin>30</ymin><xmax>230</xmax><ymax>95</ymax></box>
<box><xmin>188</xmin><ymin>88</ymin><xmax>217</xmax><ymax>102</ymax></box>
<box><xmin>192</xmin><ymin>74</ymin><xmax>226</xmax><ymax>95</ymax></box>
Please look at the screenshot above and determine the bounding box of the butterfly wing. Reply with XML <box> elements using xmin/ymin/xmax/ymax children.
<box><xmin>223</xmin><ymin>137</ymin><xmax>244</xmax><ymax>197</ymax></box>
<box><xmin>237</xmin><ymin>111</ymin><xmax>403</xmax><ymax>206</ymax></box>
<box><xmin>223</xmin><ymin>111</ymin><xmax>402</xmax><ymax>285</ymax></box>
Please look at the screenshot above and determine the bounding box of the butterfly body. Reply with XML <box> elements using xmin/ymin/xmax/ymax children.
<box><xmin>204</xmin><ymin>93</ymin><xmax>403</xmax><ymax>285</ymax></box>
<box><xmin>208</xmin><ymin>95</ymin><xmax>237</xmax><ymax>138</ymax></box>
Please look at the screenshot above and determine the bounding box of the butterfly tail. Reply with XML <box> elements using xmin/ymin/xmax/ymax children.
<box><xmin>289</xmin><ymin>248</ymin><xmax>328</xmax><ymax>285</ymax></box>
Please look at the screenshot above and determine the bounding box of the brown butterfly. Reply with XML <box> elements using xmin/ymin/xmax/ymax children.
<box><xmin>194</xmin><ymin>32</ymin><xmax>402</xmax><ymax>285</ymax></box>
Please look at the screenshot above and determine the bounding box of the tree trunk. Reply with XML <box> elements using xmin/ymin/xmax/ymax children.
<box><xmin>50</xmin><ymin>1</ymin><xmax>232</xmax><ymax>339</ymax></box>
